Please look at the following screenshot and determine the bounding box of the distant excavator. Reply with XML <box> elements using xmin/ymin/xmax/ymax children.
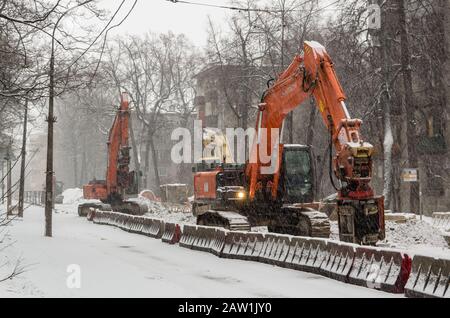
<box><xmin>78</xmin><ymin>93</ymin><xmax>147</xmax><ymax>217</ymax></box>
<box><xmin>192</xmin><ymin>41</ymin><xmax>385</xmax><ymax>245</ymax></box>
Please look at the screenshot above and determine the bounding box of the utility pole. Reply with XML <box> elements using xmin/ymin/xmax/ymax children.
<box><xmin>397</xmin><ymin>0</ymin><xmax>419</xmax><ymax>214</ymax></box>
<box><xmin>18</xmin><ymin>100</ymin><xmax>28</xmax><ymax>218</ymax></box>
<box><xmin>6</xmin><ymin>139</ymin><xmax>12</xmax><ymax>217</ymax></box>
<box><xmin>45</xmin><ymin>35</ymin><xmax>57</xmax><ymax>237</ymax></box>
<box><xmin>1</xmin><ymin>160</ymin><xmax>4</xmax><ymax>204</ymax></box>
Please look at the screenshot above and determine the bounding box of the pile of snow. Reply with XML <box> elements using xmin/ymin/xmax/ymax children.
<box><xmin>382</xmin><ymin>219</ymin><xmax>448</xmax><ymax>249</ymax></box>
<box><xmin>330</xmin><ymin>218</ymin><xmax>449</xmax><ymax>251</ymax></box>
<box><xmin>62</xmin><ymin>188</ymin><xmax>83</xmax><ymax>204</ymax></box>
<box><xmin>135</xmin><ymin>196</ymin><xmax>196</xmax><ymax>225</ymax></box>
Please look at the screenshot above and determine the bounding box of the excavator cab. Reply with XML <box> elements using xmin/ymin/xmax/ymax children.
<box><xmin>280</xmin><ymin>145</ymin><xmax>315</xmax><ymax>204</ymax></box>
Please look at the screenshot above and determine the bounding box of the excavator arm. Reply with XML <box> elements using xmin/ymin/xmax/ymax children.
<box><xmin>246</xmin><ymin>41</ymin><xmax>384</xmax><ymax>244</ymax></box>
<box><xmin>106</xmin><ymin>92</ymin><xmax>132</xmax><ymax>203</ymax></box>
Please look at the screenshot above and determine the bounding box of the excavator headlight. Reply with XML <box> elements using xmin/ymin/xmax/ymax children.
<box><xmin>237</xmin><ymin>191</ymin><xmax>246</xmax><ymax>199</ymax></box>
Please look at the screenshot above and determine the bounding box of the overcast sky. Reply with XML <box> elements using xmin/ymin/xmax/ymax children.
<box><xmin>99</xmin><ymin>0</ymin><xmax>231</xmax><ymax>47</ymax></box>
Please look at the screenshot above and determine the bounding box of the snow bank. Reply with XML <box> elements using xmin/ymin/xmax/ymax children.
<box><xmin>383</xmin><ymin>219</ymin><xmax>448</xmax><ymax>249</ymax></box>
<box><xmin>330</xmin><ymin>219</ymin><xmax>449</xmax><ymax>258</ymax></box>
<box><xmin>133</xmin><ymin>196</ymin><xmax>196</xmax><ymax>225</ymax></box>
<box><xmin>62</xmin><ymin>188</ymin><xmax>83</xmax><ymax>204</ymax></box>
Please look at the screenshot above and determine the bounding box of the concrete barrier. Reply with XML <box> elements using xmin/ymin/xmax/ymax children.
<box><xmin>141</xmin><ymin>218</ymin><xmax>152</xmax><ymax>235</ymax></box>
<box><xmin>179</xmin><ymin>224</ymin><xmax>197</xmax><ymax>249</ymax></box>
<box><xmin>259</xmin><ymin>234</ymin><xmax>291</xmax><ymax>266</ymax></box>
<box><xmin>433</xmin><ymin>212</ymin><xmax>450</xmax><ymax>230</ymax></box>
<box><xmin>116</xmin><ymin>213</ymin><xmax>126</xmax><ymax>229</ymax></box>
<box><xmin>95</xmin><ymin>211</ymin><xmax>105</xmax><ymax>224</ymax></box>
<box><xmin>149</xmin><ymin>219</ymin><xmax>164</xmax><ymax>238</ymax></box>
<box><xmin>91</xmin><ymin>213</ymin><xmax>443</xmax><ymax>297</ymax></box>
<box><xmin>92</xmin><ymin>210</ymin><xmax>102</xmax><ymax>224</ymax></box>
<box><xmin>320</xmin><ymin>241</ymin><xmax>356</xmax><ymax>282</ymax></box>
<box><xmin>132</xmin><ymin>216</ymin><xmax>145</xmax><ymax>234</ymax></box>
<box><xmin>87</xmin><ymin>208</ymin><xmax>95</xmax><ymax>221</ymax></box>
<box><xmin>221</xmin><ymin>232</ymin><xmax>265</xmax><ymax>261</ymax></box>
<box><xmin>108</xmin><ymin>212</ymin><xmax>116</xmax><ymax>226</ymax></box>
<box><xmin>284</xmin><ymin>237</ymin><xmax>328</xmax><ymax>274</ymax></box>
<box><xmin>348</xmin><ymin>246</ymin><xmax>411</xmax><ymax>293</ymax></box>
<box><xmin>190</xmin><ymin>226</ymin><xmax>218</xmax><ymax>253</ymax></box>
<box><xmin>210</xmin><ymin>229</ymin><xmax>227</xmax><ymax>256</ymax></box>
<box><xmin>161</xmin><ymin>222</ymin><xmax>181</xmax><ymax>244</ymax></box>
<box><xmin>405</xmin><ymin>255</ymin><xmax>450</xmax><ymax>298</ymax></box>
<box><xmin>125</xmin><ymin>215</ymin><xmax>133</xmax><ymax>230</ymax></box>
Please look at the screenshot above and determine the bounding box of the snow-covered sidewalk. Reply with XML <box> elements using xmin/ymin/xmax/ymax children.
<box><xmin>0</xmin><ymin>206</ymin><xmax>396</xmax><ymax>298</ymax></box>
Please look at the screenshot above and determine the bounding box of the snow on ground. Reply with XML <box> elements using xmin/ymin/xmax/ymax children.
<box><xmin>0</xmin><ymin>206</ymin><xmax>394</xmax><ymax>298</ymax></box>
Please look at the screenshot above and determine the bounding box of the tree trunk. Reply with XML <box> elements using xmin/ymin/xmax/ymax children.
<box><xmin>306</xmin><ymin>98</ymin><xmax>317</xmax><ymax>146</ymax></box>
<box><xmin>149</xmin><ymin>135</ymin><xmax>161</xmax><ymax>194</ymax></box>
<box><xmin>317</xmin><ymin>146</ymin><xmax>330</xmax><ymax>198</ymax></box>
<box><xmin>397</xmin><ymin>0</ymin><xmax>419</xmax><ymax>214</ymax></box>
<box><xmin>392</xmin><ymin>122</ymin><xmax>403</xmax><ymax>212</ymax></box>
<box><xmin>72</xmin><ymin>143</ymin><xmax>78</xmax><ymax>187</ymax></box>
<box><xmin>380</xmin><ymin>4</ymin><xmax>394</xmax><ymax>210</ymax></box>
<box><xmin>1</xmin><ymin>162</ymin><xmax>4</xmax><ymax>204</ymax></box>
<box><xmin>143</xmin><ymin>138</ymin><xmax>151</xmax><ymax>188</ymax></box>
<box><xmin>18</xmin><ymin>101</ymin><xmax>28</xmax><ymax>218</ymax></box>
<box><xmin>6</xmin><ymin>144</ymin><xmax>12</xmax><ymax>216</ymax></box>
<box><xmin>81</xmin><ymin>139</ymin><xmax>87</xmax><ymax>185</ymax></box>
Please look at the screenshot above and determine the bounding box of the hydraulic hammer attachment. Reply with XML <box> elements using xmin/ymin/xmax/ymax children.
<box><xmin>337</xmin><ymin>197</ymin><xmax>385</xmax><ymax>245</ymax></box>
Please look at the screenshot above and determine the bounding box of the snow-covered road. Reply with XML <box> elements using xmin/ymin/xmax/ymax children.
<box><xmin>1</xmin><ymin>207</ymin><xmax>397</xmax><ymax>298</ymax></box>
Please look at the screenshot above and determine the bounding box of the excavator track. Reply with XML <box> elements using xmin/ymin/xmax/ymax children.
<box><xmin>78</xmin><ymin>200</ymin><xmax>148</xmax><ymax>217</ymax></box>
<box><xmin>197</xmin><ymin>210</ymin><xmax>251</xmax><ymax>231</ymax></box>
<box><xmin>269</xmin><ymin>207</ymin><xmax>331</xmax><ymax>238</ymax></box>
<box><xmin>112</xmin><ymin>200</ymin><xmax>148</xmax><ymax>216</ymax></box>
<box><xmin>78</xmin><ymin>202</ymin><xmax>112</xmax><ymax>217</ymax></box>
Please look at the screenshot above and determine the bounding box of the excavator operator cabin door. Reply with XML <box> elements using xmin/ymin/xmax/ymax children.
<box><xmin>281</xmin><ymin>145</ymin><xmax>315</xmax><ymax>204</ymax></box>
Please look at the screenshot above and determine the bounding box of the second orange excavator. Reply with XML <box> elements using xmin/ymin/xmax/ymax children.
<box><xmin>192</xmin><ymin>41</ymin><xmax>385</xmax><ymax>245</ymax></box>
<box><xmin>78</xmin><ymin>93</ymin><xmax>147</xmax><ymax>217</ymax></box>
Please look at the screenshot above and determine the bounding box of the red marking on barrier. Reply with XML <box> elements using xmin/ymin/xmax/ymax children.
<box><xmin>399</xmin><ymin>253</ymin><xmax>412</xmax><ymax>293</ymax></box>
<box><xmin>173</xmin><ymin>224</ymin><xmax>182</xmax><ymax>244</ymax></box>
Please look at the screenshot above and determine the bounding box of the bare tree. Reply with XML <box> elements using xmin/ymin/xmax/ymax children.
<box><xmin>105</xmin><ymin>32</ymin><xmax>200</xmax><ymax>192</ymax></box>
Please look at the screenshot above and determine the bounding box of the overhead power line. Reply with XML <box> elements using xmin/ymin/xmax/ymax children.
<box><xmin>166</xmin><ymin>0</ymin><xmax>316</xmax><ymax>13</ymax></box>
<box><xmin>166</xmin><ymin>0</ymin><xmax>340</xmax><ymax>17</ymax></box>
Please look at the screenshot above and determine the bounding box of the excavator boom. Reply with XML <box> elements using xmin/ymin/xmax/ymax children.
<box><xmin>246</xmin><ymin>41</ymin><xmax>384</xmax><ymax>244</ymax></box>
<box><xmin>193</xmin><ymin>41</ymin><xmax>384</xmax><ymax>245</ymax></box>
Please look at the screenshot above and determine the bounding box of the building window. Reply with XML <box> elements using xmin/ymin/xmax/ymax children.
<box><xmin>425</xmin><ymin>165</ymin><xmax>445</xmax><ymax>196</ymax></box>
<box><xmin>427</xmin><ymin>113</ymin><xmax>443</xmax><ymax>138</ymax></box>
<box><xmin>158</xmin><ymin>167</ymin><xmax>168</xmax><ymax>177</ymax></box>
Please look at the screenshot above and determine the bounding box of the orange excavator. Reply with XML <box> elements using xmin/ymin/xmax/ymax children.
<box><xmin>192</xmin><ymin>41</ymin><xmax>385</xmax><ymax>245</ymax></box>
<box><xmin>78</xmin><ymin>93</ymin><xmax>147</xmax><ymax>216</ymax></box>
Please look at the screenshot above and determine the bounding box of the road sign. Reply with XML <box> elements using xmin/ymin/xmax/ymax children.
<box><xmin>402</xmin><ymin>169</ymin><xmax>418</xmax><ymax>183</ymax></box>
